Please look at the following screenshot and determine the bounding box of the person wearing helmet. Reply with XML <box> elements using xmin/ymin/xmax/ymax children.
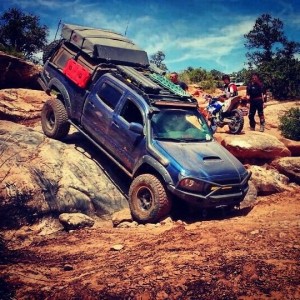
<box><xmin>220</xmin><ymin>74</ymin><xmax>238</xmax><ymax>101</ymax></box>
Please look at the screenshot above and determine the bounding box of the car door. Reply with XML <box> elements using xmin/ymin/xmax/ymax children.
<box><xmin>108</xmin><ymin>95</ymin><xmax>145</xmax><ymax>171</ymax></box>
<box><xmin>81</xmin><ymin>78</ymin><xmax>124</xmax><ymax>147</ymax></box>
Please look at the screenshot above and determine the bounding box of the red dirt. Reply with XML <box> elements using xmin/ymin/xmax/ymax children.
<box><xmin>1</xmin><ymin>188</ymin><xmax>300</xmax><ymax>299</ymax></box>
<box><xmin>0</xmin><ymin>99</ymin><xmax>299</xmax><ymax>299</ymax></box>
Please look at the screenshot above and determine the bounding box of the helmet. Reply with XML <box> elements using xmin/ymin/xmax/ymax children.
<box><xmin>222</xmin><ymin>74</ymin><xmax>230</xmax><ymax>81</ymax></box>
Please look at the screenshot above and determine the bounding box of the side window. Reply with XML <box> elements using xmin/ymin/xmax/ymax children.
<box><xmin>120</xmin><ymin>99</ymin><xmax>143</xmax><ymax>125</ymax></box>
<box><xmin>97</xmin><ymin>82</ymin><xmax>122</xmax><ymax>109</ymax></box>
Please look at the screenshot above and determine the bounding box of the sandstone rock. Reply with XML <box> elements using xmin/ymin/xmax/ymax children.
<box><xmin>0</xmin><ymin>88</ymin><xmax>51</xmax><ymax>122</ymax></box>
<box><xmin>271</xmin><ymin>157</ymin><xmax>300</xmax><ymax>184</ymax></box>
<box><xmin>240</xmin><ymin>181</ymin><xmax>257</xmax><ymax>208</ymax></box>
<box><xmin>111</xmin><ymin>208</ymin><xmax>133</xmax><ymax>227</ymax></box>
<box><xmin>0</xmin><ymin>121</ymin><xmax>128</xmax><ymax>229</ymax></box>
<box><xmin>248</xmin><ymin>165</ymin><xmax>291</xmax><ymax>195</ymax></box>
<box><xmin>117</xmin><ymin>221</ymin><xmax>138</xmax><ymax>228</ymax></box>
<box><xmin>59</xmin><ymin>213</ymin><xmax>95</xmax><ymax>230</ymax></box>
<box><xmin>279</xmin><ymin>137</ymin><xmax>300</xmax><ymax>157</ymax></box>
<box><xmin>110</xmin><ymin>244</ymin><xmax>124</xmax><ymax>251</ymax></box>
<box><xmin>0</xmin><ymin>52</ymin><xmax>42</xmax><ymax>89</ymax></box>
<box><xmin>217</xmin><ymin>132</ymin><xmax>291</xmax><ymax>162</ymax></box>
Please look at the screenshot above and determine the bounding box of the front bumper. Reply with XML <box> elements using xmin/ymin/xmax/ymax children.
<box><xmin>168</xmin><ymin>171</ymin><xmax>251</xmax><ymax>208</ymax></box>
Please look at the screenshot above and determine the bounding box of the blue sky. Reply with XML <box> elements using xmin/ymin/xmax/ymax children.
<box><xmin>1</xmin><ymin>0</ymin><xmax>300</xmax><ymax>73</ymax></box>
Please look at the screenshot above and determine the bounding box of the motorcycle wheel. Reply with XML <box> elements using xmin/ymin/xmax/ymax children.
<box><xmin>228</xmin><ymin>109</ymin><xmax>244</xmax><ymax>134</ymax></box>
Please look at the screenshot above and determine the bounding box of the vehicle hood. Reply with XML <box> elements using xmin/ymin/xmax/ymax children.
<box><xmin>154</xmin><ymin>140</ymin><xmax>246</xmax><ymax>181</ymax></box>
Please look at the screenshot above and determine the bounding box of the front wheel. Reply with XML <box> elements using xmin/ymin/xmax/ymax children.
<box><xmin>41</xmin><ymin>98</ymin><xmax>70</xmax><ymax>140</ymax></box>
<box><xmin>129</xmin><ymin>174</ymin><xmax>172</xmax><ymax>223</ymax></box>
<box><xmin>228</xmin><ymin>109</ymin><xmax>244</xmax><ymax>134</ymax></box>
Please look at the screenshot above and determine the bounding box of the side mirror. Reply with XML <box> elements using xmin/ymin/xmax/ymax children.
<box><xmin>129</xmin><ymin>122</ymin><xmax>144</xmax><ymax>135</ymax></box>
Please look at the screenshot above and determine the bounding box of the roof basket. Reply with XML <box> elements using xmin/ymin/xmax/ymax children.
<box><xmin>149</xmin><ymin>73</ymin><xmax>190</xmax><ymax>97</ymax></box>
<box><xmin>117</xmin><ymin>66</ymin><xmax>161</xmax><ymax>94</ymax></box>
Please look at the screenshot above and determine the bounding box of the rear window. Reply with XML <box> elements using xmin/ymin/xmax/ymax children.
<box><xmin>52</xmin><ymin>46</ymin><xmax>74</xmax><ymax>69</ymax></box>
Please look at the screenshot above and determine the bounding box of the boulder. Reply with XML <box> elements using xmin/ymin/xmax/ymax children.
<box><xmin>216</xmin><ymin>131</ymin><xmax>291</xmax><ymax>163</ymax></box>
<box><xmin>0</xmin><ymin>88</ymin><xmax>51</xmax><ymax>123</ymax></box>
<box><xmin>111</xmin><ymin>208</ymin><xmax>133</xmax><ymax>227</ymax></box>
<box><xmin>240</xmin><ymin>181</ymin><xmax>257</xmax><ymax>208</ymax></box>
<box><xmin>247</xmin><ymin>165</ymin><xmax>291</xmax><ymax>195</ymax></box>
<box><xmin>279</xmin><ymin>137</ymin><xmax>300</xmax><ymax>157</ymax></box>
<box><xmin>59</xmin><ymin>213</ymin><xmax>95</xmax><ymax>231</ymax></box>
<box><xmin>271</xmin><ymin>157</ymin><xmax>300</xmax><ymax>184</ymax></box>
<box><xmin>0</xmin><ymin>121</ymin><xmax>128</xmax><ymax>229</ymax></box>
<box><xmin>0</xmin><ymin>52</ymin><xmax>42</xmax><ymax>89</ymax></box>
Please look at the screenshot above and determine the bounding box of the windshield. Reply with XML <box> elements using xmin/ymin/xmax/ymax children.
<box><xmin>151</xmin><ymin>108</ymin><xmax>212</xmax><ymax>141</ymax></box>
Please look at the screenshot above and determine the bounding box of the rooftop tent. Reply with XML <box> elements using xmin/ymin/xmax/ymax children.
<box><xmin>61</xmin><ymin>23</ymin><xmax>150</xmax><ymax>67</ymax></box>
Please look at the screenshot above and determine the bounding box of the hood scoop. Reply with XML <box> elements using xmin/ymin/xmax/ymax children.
<box><xmin>203</xmin><ymin>156</ymin><xmax>222</xmax><ymax>162</ymax></box>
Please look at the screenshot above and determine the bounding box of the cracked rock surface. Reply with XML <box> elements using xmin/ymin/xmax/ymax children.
<box><xmin>0</xmin><ymin>121</ymin><xmax>128</xmax><ymax>228</ymax></box>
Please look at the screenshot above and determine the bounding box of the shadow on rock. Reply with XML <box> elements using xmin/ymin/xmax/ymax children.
<box><xmin>64</xmin><ymin>131</ymin><xmax>131</xmax><ymax>199</ymax></box>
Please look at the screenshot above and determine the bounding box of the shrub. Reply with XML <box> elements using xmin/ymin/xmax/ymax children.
<box><xmin>278</xmin><ymin>107</ymin><xmax>300</xmax><ymax>141</ymax></box>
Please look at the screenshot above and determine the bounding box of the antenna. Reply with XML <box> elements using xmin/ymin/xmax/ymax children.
<box><xmin>124</xmin><ymin>16</ymin><xmax>131</xmax><ymax>36</ymax></box>
<box><xmin>54</xmin><ymin>20</ymin><xmax>62</xmax><ymax>41</ymax></box>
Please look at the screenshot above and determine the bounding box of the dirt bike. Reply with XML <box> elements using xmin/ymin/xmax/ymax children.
<box><xmin>204</xmin><ymin>95</ymin><xmax>248</xmax><ymax>134</ymax></box>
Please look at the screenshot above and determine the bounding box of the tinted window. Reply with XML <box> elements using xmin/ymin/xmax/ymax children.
<box><xmin>97</xmin><ymin>83</ymin><xmax>122</xmax><ymax>109</ymax></box>
<box><xmin>53</xmin><ymin>47</ymin><xmax>74</xmax><ymax>69</ymax></box>
<box><xmin>120</xmin><ymin>99</ymin><xmax>143</xmax><ymax>124</ymax></box>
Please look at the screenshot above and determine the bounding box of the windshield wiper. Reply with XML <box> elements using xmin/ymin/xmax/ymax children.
<box><xmin>154</xmin><ymin>137</ymin><xmax>183</xmax><ymax>142</ymax></box>
<box><xmin>155</xmin><ymin>137</ymin><xmax>207</xmax><ymax>142</ymax></box>
<box><xmin>177</xmin><ymin>138</ymin><xmax>206</xmax><ymax>142</ymax></box>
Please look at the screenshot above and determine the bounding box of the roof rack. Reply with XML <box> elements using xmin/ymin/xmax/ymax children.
<box><xmin>114</xmin><ymin>65</ymin><xmax>196</xmax><ymax>104</ymax></box>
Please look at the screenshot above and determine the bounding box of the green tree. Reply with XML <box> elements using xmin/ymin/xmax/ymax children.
<box><xmin>258</xmin><ymin>58</ymin><xmax>300</xmax><ymax>99</ymax></box>
<box><xmin>149</xmin><ymin>51</ymin><xmax>168</xmax><ymax>71</ymax></box>
<box><xmin>0</xmin><ymin>7</ymin><xmax>48</xmax><ymax>59</ymax></box>
<box><xmin>210</xmin><ymin>69</ymin><xmax>223</xmax><ymax>80</ymax></box>
<box><xmin>277</xmin><ymin>40</ymin><xmax>300</xmax><ymax>60</ymax></box>
<box><xmin>244</xmin><ymin>14</ymin><xmax>285</xmax><ymax>66</ymax></box>
<box><xmin>245</xmin><ymin>14</ymin><xmax>300</xmax><ymax>99</ymax></box>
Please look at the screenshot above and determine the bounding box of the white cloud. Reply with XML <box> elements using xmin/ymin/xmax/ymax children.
<box><xmin>138</xmin><ymin>19</ymin><xmax>254</xmax><ymax>67</ymax></box>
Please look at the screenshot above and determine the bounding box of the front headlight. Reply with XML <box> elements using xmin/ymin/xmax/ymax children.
<box><xmin>178</xmin><ymin>178</ymin><xmax>207</xmax><ymax>192</ymax></box>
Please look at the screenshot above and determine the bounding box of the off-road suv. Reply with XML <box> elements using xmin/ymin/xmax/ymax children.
<box><xmin>38</xmin><ymin>23</ymin><xmax>251</xmax><ymax>223</ymax></box>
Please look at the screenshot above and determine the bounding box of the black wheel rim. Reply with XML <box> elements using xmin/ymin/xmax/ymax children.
<box><xmin>229</xmin><ymin>112</ymin><xmax>240</xmax><ymax>131</ymax></box>
<box><xmin>137</xmin><ymin>187</ymin><xmax>153</xmax><ymax>211</ymax></box>
<box><xmin>46</xmin><ymin>110</ymin><xmax>55</xmax><ymax>129</ymax></box>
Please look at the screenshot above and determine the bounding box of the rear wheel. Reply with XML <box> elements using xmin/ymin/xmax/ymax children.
<box><xmin>129</xmin><ymin>174</ymin><xmax>172</xmax><ymax>223</ymax></box>
<box><xmin>228</xmin><ymin>109</ymin><xmax>244</xmax><ymax>134</ymax></box>
<box><xmin>41</xmin><ymin>98</ymin><xmax>70</xmax><ymax>140</ymax></box>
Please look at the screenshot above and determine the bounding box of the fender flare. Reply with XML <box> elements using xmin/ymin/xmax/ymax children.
<box><xmin>48</xmin><ymin>77</ymin><xmax>72</xmax><ymax>116</ymax></box>
<box><xmin>133</xmin><ymin>155</ymin><xmax>174</xmax><ymax>185</ymax></box>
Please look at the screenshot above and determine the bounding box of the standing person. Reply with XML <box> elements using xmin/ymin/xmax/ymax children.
<box><xmin>246</xmin><ymin>73</ymin><xmax>266</xmax><ymax>132</ymax></box>
<box><xmin>170</xmin><ymin>72</ymin><xmax>188</xmax><ymax>91</ymax></box>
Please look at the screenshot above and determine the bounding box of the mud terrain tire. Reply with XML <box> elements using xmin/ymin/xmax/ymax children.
<box><xmin>42</xmin><ymin>40</ymin><xmax>61</xmax><ymax>64</ymax></box>
<box><xmin>228</xmin><ymin>109</ymin><xmax>244</xmax><ymax>134</ymax></box>
<box><xmin>41</xmin><ymin>99</ymin><xmax>70</xmax><ymax>140</ymax></box>
<box><xmin>129</xmin><ymin>174</ymin><xmax>172</xmax><ymax>223</ymax></box>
